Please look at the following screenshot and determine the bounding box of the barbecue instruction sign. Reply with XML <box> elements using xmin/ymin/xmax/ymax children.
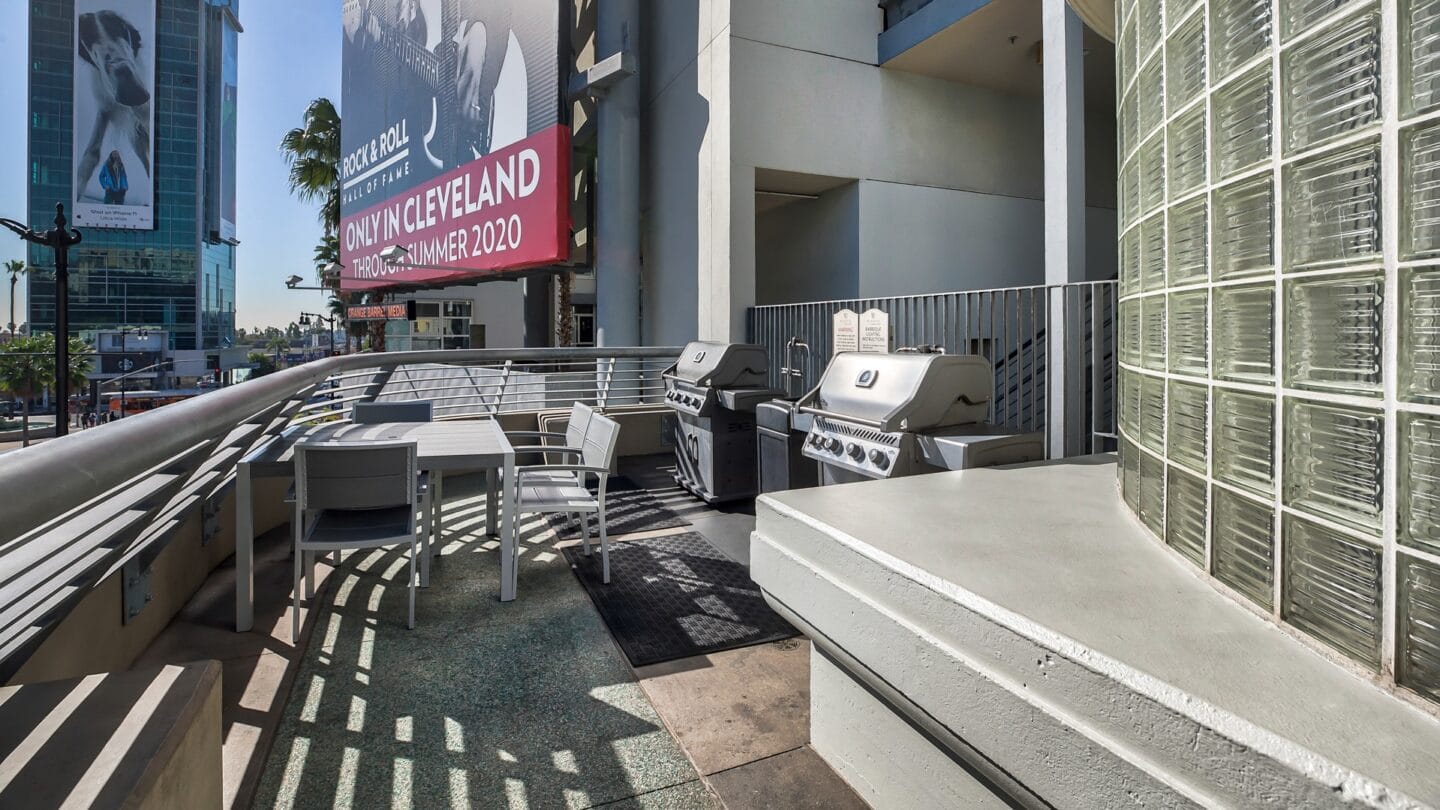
<box><xmin>832</xmin><ymin>309</ymin><xmax>858</xmax><ymax>356</ymax></box>
<box><xmin>859</xmin><ymin>309</ymin><xmax>890</xmax><ymax>353</ymax></box>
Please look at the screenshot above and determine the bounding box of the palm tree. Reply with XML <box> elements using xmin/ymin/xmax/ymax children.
<box><xmin>4</xmin><ymin>260</ymin><xmax>25</xmax><ymax>338</ymax></box>
<box><xmin>279</xmin><ymin>98</ymin><xmax>342</xmax><ymax>234</ymax></box>
<box><xmin>313</xmin><ymin>232</ymin><xmax>339</xmax><ymax>283</ymax></box>
<box><xmin>0</xmin><ymin>334</ymin><xmax>91</xmax><ymax>446</ymax></box>
<box><xmin>327</xmin><ymin>296</ymin><xmax>361</xmax><ymax>354</ymax></box>
<box><xmin>267</xmin><ymin>334</ymin><xmax>290</xmax><ymax>366</ymax></box>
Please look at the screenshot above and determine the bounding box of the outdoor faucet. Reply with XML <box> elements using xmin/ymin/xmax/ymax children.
<box><xmin>781</xmin><ymin>337</ymin><xmax>811</xmax><ymax>399</ymax></box>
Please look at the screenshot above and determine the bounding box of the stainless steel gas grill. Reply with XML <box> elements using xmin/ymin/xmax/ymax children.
<box><xmin>798</xmin><ymin>351</ymin><xmax>1043</xmax><ymax>484</ymax></box>
<box><xmin>664</xmin><ymin>341</ymin><xmax>785</xmax><ymax>503</ymax></box>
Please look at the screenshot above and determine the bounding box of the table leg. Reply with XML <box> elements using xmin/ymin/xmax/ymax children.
<box><xmin>433</xmin><ymin>470</ymin><xmax>444</xmax><ymax>548</ymax></box>
<box><xmin>500</xmin><ymin>453</ymin><xmax>517</xmax><ymax>601</ymax></box>
<box><xmin>486</xmin><ymin>468</ymin><xmax>499</xmax><ymax>537</ymax></box>
<box><xmin>236</xmin><ymin>462</ymin><xmax>254</xmax><ymax>633</ymax></box>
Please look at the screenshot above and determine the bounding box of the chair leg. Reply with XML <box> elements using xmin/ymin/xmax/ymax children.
<box><xmin>419</xmin><ymin>491</ymin><xmax>431</xmax><ymax>587</ymax></box>
<box><xmin>579</xmin><ymin>511</ymin><xmax>592</xmax><ymax>556</ymax></box>
<box><xmin>408</xmin><ymin>537</ymin><xmax>417</xmax><ymax>630</ymax></box>
<box><xmin>292</xmin><ymin>542</ymin><xmax>302</xmax><ymax>642</ymax></box>
<box><xmin>599</xmin><ymin>510</ymin><xmax>610</xmax><ymax>584</ymax></box>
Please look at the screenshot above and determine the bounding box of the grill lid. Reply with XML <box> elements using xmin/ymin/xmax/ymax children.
<box><xmin>668</xmin><ymin>341</ymin><xmax>771</xmax><ymax>388</ymax></box>
<box><xmin>805</xmin><ymin>352</ymin><xmax>993</xmax><ymax>432</ymax></box>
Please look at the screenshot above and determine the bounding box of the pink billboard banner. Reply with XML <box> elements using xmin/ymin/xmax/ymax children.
<box><xmin>340</xmin><ymin>124</ymin><xmax>570</xmax><ymax>291</ymax></box>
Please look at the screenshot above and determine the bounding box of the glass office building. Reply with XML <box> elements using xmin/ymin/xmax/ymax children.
<box><xmin>1116</xmin><ymin>0</ymin><xmax>1440</xmax><ymax>705</ymax></box>
<box><xmin>27</xmin><ymin>0</ymin><xmax>239</xmax><ymax>352</ymax></box>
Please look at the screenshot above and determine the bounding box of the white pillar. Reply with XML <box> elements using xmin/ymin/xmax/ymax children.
<box><xmin>1043</xmin><ymin>0</ymin><xmax>1086</xmax><ymax>458</ymax></box>
<box><xmin>594</xmin><ymin>0</ymin><xmax>642</xmax><ymax>348</ymax></box>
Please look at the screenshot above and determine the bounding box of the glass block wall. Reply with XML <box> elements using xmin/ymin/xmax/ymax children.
<box><xmin>1115</xmin><ymin>0</ymin><xmax>1440</xmax><ymax>705</ymax></box>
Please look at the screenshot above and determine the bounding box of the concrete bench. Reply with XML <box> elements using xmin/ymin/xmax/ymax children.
<box><xmin>752</xmin><ymin>457</ymin><xmax>1440</xmax><ymax>808</ymax></box>
<box><xmin>0</xmin><ymin>660</ymin><xmax>222</xmax><ymax>809</ymax></box>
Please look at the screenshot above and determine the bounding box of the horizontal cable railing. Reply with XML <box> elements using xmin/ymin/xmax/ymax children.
<box><xmin>0</xmin><ymin>346</ymin><xmax>681</xmax><ymax>680</ymax></box>
<box><xmin>746</xmin><ymin>281</ymin><xmax>1117</xmax><ymax>457</ymax></box>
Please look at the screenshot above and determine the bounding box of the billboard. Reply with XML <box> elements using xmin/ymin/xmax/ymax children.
<box><xmin>338</xmin><ymin>0</ymin><xmax>568</xmax><ymax>291</ymax></box>
<box><xmin>347</xmin><ymin>301</ymin><xmax>417</xmax><ymax>321</ymax></box>
<box><xmin>218</xmin><ymin>18</ymin><xmax>238</xmax><ymax>241</ymax></box>
<box><xmin>73</xmin><ymin>0</ymin><xmax>156</xmax><ymax>230</ymax></box>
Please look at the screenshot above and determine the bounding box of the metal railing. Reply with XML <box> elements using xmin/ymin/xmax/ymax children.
<box><xmin>746</xmin><ymin>281</ymin><xmax>1118</xmax><ymax>456</ymax></box>
<box><xmin>0</xmin><ymin>346</ymin><xmax>681</xmax><ymax>680</ymax></box>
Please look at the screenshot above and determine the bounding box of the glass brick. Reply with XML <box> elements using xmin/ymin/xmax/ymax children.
<box><xmin>1401</xmin><ymin>267</ymin><xmax>1440</xmax><ymax>403</ymax></box>
<box><xmin>1168</xmin><ymin>380</ymin><xmax>1209</xmax><ymax>472</ymax></box>
<box><xmin>1214</xmin><ymin>176</ymin><xmax>1274</xmax><ymax>279</ymax></box>
<box><xmin>1139</xmin><ymin>56</ymin><xmax>1166</xmax><ymax>140</ymax></box>
<box><xmin>1211</xmin><ymin>0</ymin><xmax>1272</xmax><ymax>79</ymax></box>
<box><xmin>1168</xmin><ymin>107</ymin><xmax>1207</xmax><ymax>197</ymax></box>
<box><xmin>1401</xmin><ymin>0</ymin><xmax>1440</xmax><ymax>117</ymax></box>
<box><xmin>1121</xmin><ymin>227</ymin><xmax>1142</xmax><ymax>297</ymax></box>
<box><xmin>1166</xmin><ymin>467</ymin><xmax>1208</xmax><ymax>566</ymax></box>
<box><xmin>1121</xmin><ymin>298</ymin><xmax>1143</xmax><ymax>366</ymax></box>
<box><xmin>1168</xmin><ymin>290</ymin><xmax>1208</xmax><ymax>376</ymax></box>
<box><xmin>1214</xmin><ymin>283</ymin><xmax>1275</xmax><ymax>382</ymax></box>
<box><xmin>1284</xmin><ymin>399</ymin><xmax>1383</xmax><ymax>533</ymax></box>
<box><xmin>1283</xmin><ymin>515</ymin><xmax>1383</xmax><ymax>670</ymax></box>
<box><xmin>1121</xmin><ymin>90</ymin><xmax>1140</xmax><ymax>163</ymax></box>
<box><xmin>1402</xmin><ymin>122</ymin><xmax>1440</xmax><ymax>262</ymax></box>
<box><xmin>1120</xmin><ymin>19</ymin><xmax>1139</xmax><ymax>92</ymax></box>
<box><xmin>1123</xmin><ymin>438</ymin><xmax>1143</xmax><ymax>511</ymax></box>
<box><xmin>1213</xmin><ymin>388</ymin><xmax>1274</xmax><ymax>495</ymax></box>
<box><xmin>1399</xmin><ymin>554</ymin><xmax>1440</xmax><ymax>702</ymax></box>
<box><xmin>1212</xmin><ymin>67</ymin><xmax>1272</xmax><ymax>179</ymax></box>
<box><xmin>1281</xmin><ymin>11</ymin><xmax>1380</xmax><ymax>154</ymax></box>
<box><xmin>1168</xmin><ymin>196</ymin><xmax>1208</xmax><ymax>285</ymax></box>
<box><xmin>1142</xmin><ymin>295</ymin><xmax>1168</xmax><ymax>370</ymax></box>
<box><xmin>1167</xmin><ymin>12</ymin><xmax>1207</xmax><ymax>110</ymax></box>
<box><xmin>1284</xmin><ymin>272</ymin><xmax>1383</xmax><ymax>395</ymax></box>
<box><xmin>1140</xmin><ymin>372</ymin><xmax>1167</xmax><ymax>451</ymax></box>
<box><xmin>1140</xmin><ymin>449</ymin><xmax>1167</xmax><ymax>535</ymax></box>
<box><xmin>1122</xmin><ymin>158</ymin><xmax>1142</xmax><ymax>227</ymax></box>
<box><xmin>1139</xmin><ymin>0</ymin><xmax>1166</xmax><ymax>61</ymax></box>
<box><xmin>1120</xmin><ymin>368</ymin><xmax>1142</xmax><ymax>437</ymax></box>
<box><xmin>1282</xmin><ymin>0</ymin><xmax>1364</xmax><ymax>41</ymax></box>
<box><xmin>1213</xmin><ymin>488</ymin><xmax>1275</xmax><ymax>609</ymax></box>
<box><xmin>1401</xmin><ymin>413</ymin><xmax>1440</xmax><ymax>556</ymax></box>
<box><xmin>1284</xmin><ymin>141</ymin><xmax>1381</xmax><ymax>271</ymax></box>
<box><xmin>1140</xmin><ymin>134</ymin><xmax>1167</xmax><ymax>214</ymax></box>
<box><xmin>1141</xmin><ymin>214</ymin><xmax>1167</xmax><ymax>291</ymax></box>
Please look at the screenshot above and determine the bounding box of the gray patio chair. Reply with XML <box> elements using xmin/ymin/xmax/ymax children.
<box><xmin>509</xmin><ymin>413</ymin><xmax>622</xmax><ymax>594</ymax></box>
<box><xmin>353</xmin><ymin>400</ymin><xmax>434</xmax><ymax>423</ymax></box>
<box><xmin>293</xmin><ymin>440</ymin><xmax>421</xmax><ymax>638</ymax></box>
<box><xmin>505</xmin><ymin>401</ymin><xmax>595</xmax><ymax>470</ymax></box>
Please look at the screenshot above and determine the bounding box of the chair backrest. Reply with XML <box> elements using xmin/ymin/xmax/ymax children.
<box><xmin>582</xmin><ymin>414</ymin><xmax>621</xmax><ymax>471</ymax></box>
<box><xmin>295</xmin><ymin>440</ymin><xmax>417</xmax><ymax>512</ymax></box>
<box><xmin>353</xmin><ymin>400</ymin><xmax>433</xmax><ymax>424</ymax></box>
<box><xmin>566</xmin><ymin>401</ymin><xmax>596</xmax><ymax>448</ymax></box>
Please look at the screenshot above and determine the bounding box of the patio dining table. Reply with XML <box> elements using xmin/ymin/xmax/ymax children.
<box><xmin>235</xmin><ymin>418</ymin><xmax>520</xmax><ymax>632</ymax></box>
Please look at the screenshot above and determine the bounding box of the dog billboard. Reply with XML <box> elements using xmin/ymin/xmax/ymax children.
<box><xmin>338</xmin><ymin>0</ymin><xmax>568</xmax><ymax>291</ymax></box>
<box><xmin>73</xmin><ymin>0</ymin><xmax>156</xmax><ymax>231</ymax></box>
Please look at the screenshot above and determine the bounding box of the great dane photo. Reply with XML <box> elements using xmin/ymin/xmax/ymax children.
<box><xmin>75</xmin><ymin>8</ymin><xmax>152</xmax><ymax>204</ymax></box>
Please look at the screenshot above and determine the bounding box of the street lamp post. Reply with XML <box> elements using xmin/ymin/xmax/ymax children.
<box><xmin>0</xmin><ymin>204</ymin><xmax>82</xmax><ymax>438</ymax></box>
<box><xmin>6</xmin><ymin>262</ymin><xmax>25</xmax><ymax>339</ymax></box>
<box><xmin>298</xmin><ymin>312</ymin><xmax>336</xmax><ymax>357</ymax></box>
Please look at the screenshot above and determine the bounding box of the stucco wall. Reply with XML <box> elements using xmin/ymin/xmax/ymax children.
<box><xmin>754</xmin><ymin>184</ymin><xmax>861</xmax><ymax>305</ymax></box>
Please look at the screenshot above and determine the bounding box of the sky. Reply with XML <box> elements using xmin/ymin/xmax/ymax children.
<box><xmin>0</xmin><ymin>0</ymin><xmax>343</xmax><ymax>332</ymax></box>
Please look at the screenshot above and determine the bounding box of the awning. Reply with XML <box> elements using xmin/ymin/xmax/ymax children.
<box><xmin>1068</xmin><ymin>0</ymin><xmax>1116</xmax><ymax>41</ymax></box>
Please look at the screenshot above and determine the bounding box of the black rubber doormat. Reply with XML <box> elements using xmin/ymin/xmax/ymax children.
<box><xmin>545</xmin><ymin>476</ymin><xmax>690</xmax><ymax>539</ymax></box>
<box><xmin>563</xmin><ymin>531</ymin><xmax>798</xmax><ymax>667</ymax></box>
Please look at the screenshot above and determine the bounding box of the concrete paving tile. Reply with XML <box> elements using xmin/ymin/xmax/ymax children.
<box><xmin>634</xmin><ymin>639</ymin><xmax>810</xmax><ymax>776</ymax></box>
<box><xmin>593</xmin><ymin>778</ymin><xmax>723</xmax><ymax>809</ymax></box>
<box><xmin>687</xmin><ymin>512</ymin><xmax>757</xmax><ymax>568</ymax></box>
<box><xmin>705</xmin><ymin>746</ymin><xmax>868</xmax><ymax>810</ymax></box>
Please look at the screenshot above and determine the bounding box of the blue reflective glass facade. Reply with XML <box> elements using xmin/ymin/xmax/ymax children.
<box><xmin>27</xmin><ymin>0</ymin><xmax>238</xmax><ymax>351</ymax></box>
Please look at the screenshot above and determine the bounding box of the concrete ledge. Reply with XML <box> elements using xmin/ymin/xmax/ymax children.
<box><xmin>752</xmin><ymin>457</ymin><xmax>1440</xmax><ymax>808</ymax></box>
<box><xmin>0</xmin><ymin>660</ymin><xmax>223</xmax><ymax>809</ymax></box>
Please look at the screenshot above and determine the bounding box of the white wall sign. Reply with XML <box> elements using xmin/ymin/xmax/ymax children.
<box><xmin>859</xmin><ymin>309</ymin><xmax>890</xmax><ymax>353</ymax></box>
<box><xmin>832</xmin><ymin>309</ymin><xmax>858</xmax><ymax>356</ymax></box>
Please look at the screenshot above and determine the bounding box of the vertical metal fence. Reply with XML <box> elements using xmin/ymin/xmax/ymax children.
<box><xmin>746</xmin><ymin>281</ymin><xmax>1118</xmax><ymax>456</ymax></box>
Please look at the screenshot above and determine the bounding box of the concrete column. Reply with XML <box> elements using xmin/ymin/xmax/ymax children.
<box><xmin>594</xmin><ymin>0</ymin><xmax>641</xmax><ymax>347</ymax></box>
<box><xmin>1043</xmin><ymin>0</ymin><xmax>1086</xmax><ymax>458</ymax></box>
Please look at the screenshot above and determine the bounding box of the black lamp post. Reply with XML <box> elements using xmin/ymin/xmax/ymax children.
<box><xmin>299</xmin><ymin>311</ymin><xmax>337</xmax><ymax>357</ymax></box>
<box><xmin>0</xmin><ymin>204</ymin><xmax>82</xmax><ymax>438</ymax></box>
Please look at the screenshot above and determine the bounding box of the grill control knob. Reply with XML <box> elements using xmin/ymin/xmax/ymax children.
<box><xmin>869</xmin><ymin>449</ymin><xmax>890</xmax><ymax>468</ymax></box>
<box><xmin>826</xmin><ymin>437</ymin><xmax>843</xmax><ymax>453</ymax></box>
<box><xmin>846</xmin><ymin>442</ymin><xmax>863</xmax><ymax>459</ymax></box>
